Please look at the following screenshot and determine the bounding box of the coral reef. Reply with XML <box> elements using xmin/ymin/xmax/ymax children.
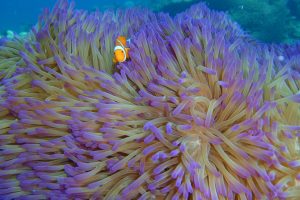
<box><xmin>230</xmin><ymin>0</ymin><xmax>293</xmax><ymax>43</ymax></box>
<box><xmin>0</xmin><ymin>0</ymin><xmax>300</xmax><ymax>199</ymax></box>
<box><xmin>203</xmin><ymin>0</ymin><xmax>299</xmax><ymax>43</ymax></box>
<box><xmin>0</xmin><ymin>30</ymin><xmax>27</xmax><ymax>39</ymax></box>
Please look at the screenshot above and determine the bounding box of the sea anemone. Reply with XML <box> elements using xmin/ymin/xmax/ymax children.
<box><xmin>0</xmin><ymin>0</ymin><xmax>299</xmax><ymax>199</ymax></box>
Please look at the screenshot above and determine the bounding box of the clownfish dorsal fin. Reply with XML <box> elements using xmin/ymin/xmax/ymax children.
<box><xmin>116</xmin><ymin>39</ymin><xmax>125</xmax><ymax>49</ymax></box>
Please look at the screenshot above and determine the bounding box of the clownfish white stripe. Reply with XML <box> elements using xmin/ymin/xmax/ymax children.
<box><xmin>114</xmin><ymin>45</ymin><xmax>126</xmax><ymax>62</ymax></box>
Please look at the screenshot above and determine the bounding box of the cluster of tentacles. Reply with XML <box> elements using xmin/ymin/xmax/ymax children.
<box><xmin>0</xmin><ymin>0</ymin><xmax>299</xmax><ymax>199</ymax></box>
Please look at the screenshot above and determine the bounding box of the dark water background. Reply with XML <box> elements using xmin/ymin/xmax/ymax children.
<box><xmin>0</xmin><ymin>0</ymin><xmax>300</xmax><ymax>44</ymax></box>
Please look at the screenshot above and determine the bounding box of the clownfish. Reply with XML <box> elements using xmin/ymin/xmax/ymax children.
<box><xmin>113</xmin><ymin>36</ymin><xmax>130</xmax><ymax>63</ymax></box>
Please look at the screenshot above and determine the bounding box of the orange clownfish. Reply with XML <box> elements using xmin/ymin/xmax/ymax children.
<box><xmin>113</xmin><ymin>36</ymin><xmax>130</xmax><ymax>63</ymax></box>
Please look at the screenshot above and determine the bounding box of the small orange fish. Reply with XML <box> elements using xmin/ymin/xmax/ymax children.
<box><xmin>113</xmin><ymin>36</ymin><xmax>130</xmax><ymax>63</ymax></box>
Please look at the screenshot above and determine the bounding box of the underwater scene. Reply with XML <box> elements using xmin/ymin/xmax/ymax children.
<box><xmin>0</xmin><ymin>0</ymin><xmax>299</xmax><ymax>199</ymax></box>
<box><xmin>2</xmin><ymin>0</ymin><xmax>300</xmax><ymax>44</ymax></box>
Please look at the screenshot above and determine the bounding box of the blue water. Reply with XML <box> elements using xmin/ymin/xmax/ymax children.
<box><xmin>0</xmin><ymin>0</ymin><xmax>137</xmax><ymax>33</ymax></box>
<box><xmin>1</xmin><ymin>0</ymin><xmax>56</xmax><ymax>33</ymax></box>
<box><xmin>0</xmin><ymin>0</ymin><xmax>300</xmax><ymax>44</ymax></box>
